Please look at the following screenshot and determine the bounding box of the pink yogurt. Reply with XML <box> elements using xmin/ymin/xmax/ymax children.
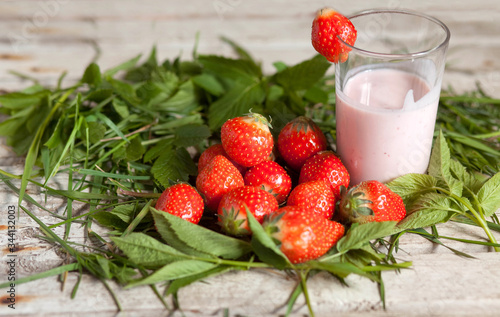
<box><xmin>336</xmin><ymin>68</ymin><xmax>440</xmax><ymax>185</ymax></box>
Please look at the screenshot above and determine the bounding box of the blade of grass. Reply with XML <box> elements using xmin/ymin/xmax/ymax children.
<box><xmin>19</xmin><ymin>86</ymin><xmax>77</xmax><ymax>205</ymax></box>
<box><xmin>0</xmin><ymin>263</ymin><xmax>79</xmax><ymax>289</ymax></box>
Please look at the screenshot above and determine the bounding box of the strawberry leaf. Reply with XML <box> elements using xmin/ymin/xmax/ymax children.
<box><xmin>395</xmin><ymin>193</ymin><xmax>457</xmax><ymax>231</ymax></box>
<box><xmin>151</xmin><ymin>147</ymin><xmax>197</xmax><ymax>187</ymax></box>
<box><xmin>127</xmin><ymin>260</ymin><xmax>217</xmax><ymax>288</ymax></box>
<box><xmin>336</xmin><ymin>222</ymin><xmax>398</xmax><ymax>253</ymax></box>
<box><xmin>428</xmin><ymin>130</ymin><xmax>463</xmax><ymax>196</ymax></box>
<box><xmin>387</xmin><ymin>173</ymin><xmax>438</xmax><ymax>209</ymax></box>
<box><xmin>246</xmin><ymin>210</ymin><xmax>291</xmax><ymax>269</ymax></box>
<box><xmin>275</xmin><ymin>54</ymin><xmax>330</xmax><ymax>91</ymax></box>
<box><xmin>151</xmin><ymin>207</ymin><xmax>252</xmax><ymax>260</ymax></box>
<box><xmin>111</xmin><ymin>232</ymin><xmax>187</xmax><ymax>269</ymax></box>
<box><xmin>477</xmin><ymin>172</ymin><xmax>500</xmax><ymax>217</ymax></box>
<box><xmin>166</xmin><ymin>265</ymin><xmax>243</xmax><ymax>296</ymax></box>
<box><xmin>173</xmin><ymin>124</ymin><xmax>211</xmax><ymax>147</ymax></box>
<box><xmin>207</xmin><ymin>81</ymin><xmax>266</xmax><ymax>131</ymax></box>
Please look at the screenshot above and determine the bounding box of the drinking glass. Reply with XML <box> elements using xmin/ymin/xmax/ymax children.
<box><xmin>335</xmin><ymin>9</ymin><xmax>451</xmax><ymax>185</ymax></box>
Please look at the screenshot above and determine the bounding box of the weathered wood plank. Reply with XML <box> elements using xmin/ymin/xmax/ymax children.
<box><xmin>1</xmin><ymin>1</ymin><xmax>500</xmax><ymax>316</ymax></box>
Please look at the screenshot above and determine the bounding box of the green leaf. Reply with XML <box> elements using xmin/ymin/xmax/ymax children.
<box><xmin>198</xmin><ymin>55</ymin><xmax>262</xmax><ymax>83</ymax></box>
<box><xmin>477</xmin><ymin>172</ymin><xmax>500</xmax><ymax>217</ymax></box>
<box><xmin>396</xmin><ymin>193</ymin><xmax>457</xmax><ymax>231</ymax></box>
<box><xmin>192</xmin><ymin>73</ymin><xmax>225</xmax><ymax>96</ymax></box>
<box><xmin>111</xmin><ymin>232</ymin><xmax>187</xmax><ymax>268</ymax></box>
<box><xmin>208</xmin><ymin>82</ymin><xmax>266</xmax><ymax>131</ymax></box>
<box><xmin>82</xmin><ymin>63</ymin><xmax>102</xmax><ymax>86</ymax></box>
<box><xmin>112</xmin><ymin>99</ymin><xmax>130</xmax><ymax>119</ymax></box>
<box><xmin>428</xmin><ymin>131</ymin><xmax>463</xmax><ymax>196</ymax></box>
<box><xmin>387</xmin><ymin>173</ymin><xmax>438</xmax><ymax>209</ymax></box>
<box><xmin>128</xmin><ymin>260</ymin><xmax>217</xmax><ymax>287</ymax></box>
<box><xmin>151</xmin><ymin>147</ymin><xmax>197</xmax><ymax>186</ymax></box>
<box><xmin>309</xmin><ymin>260</ymin><xmax>379</xmax><ymax>281</ymax></box>
<box><xmin>173</xmin><ymin>124</ymin><xmax>211</xmax><ymax>147</ymax></box>
<box><xmin>275</xmin><ymin>55</ymin><xmax>331</xmax><ymax>91</ymax></box>
<box><xmin>154</xmin><ymin>80</ymin><xmax>198</xmax><ymax>114</ymax></box>
<box><xmin>247</xmin><ymin>210</ymin><xmax>290</xmax><ymax>269</ymax></box>
<box><xmin>151</xmin><ymin>207</ymin><xmax>252</xmax><ymax>259</ymax></box>
<box><xmin>166</xmin><ymin>265</ymin><xmax>241</xmax><ymax>296</ymax></box>
<box><xmin>84</xmin><ymin>121</ymin><xmax>107</xmax><ymax>145</ymax></box>
<box><xmin>104</xmin><ymin>54</ymin><xmax>142</xmax><ymax>77</ymax></box>
<box><xmin>336</xmin><ymin>222</ymin><xmax>398</xmax><ymax>253</ymax></box>
<box><xmin>0</xmin><ymin>90</ymin><xmax>49</xmax><ymax>110</ymax></box>
<box><xmin>449</xmin><ymin>159</ymin><xmax>485</xmax><ymax>194</ymax></box>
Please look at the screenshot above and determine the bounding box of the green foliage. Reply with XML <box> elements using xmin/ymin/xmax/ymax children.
<box><xmin>0</xmin><ymin>38</ymin><xmax>499</xmax><ymax>316</ymax></box>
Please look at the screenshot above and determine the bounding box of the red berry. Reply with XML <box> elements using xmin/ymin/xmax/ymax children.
<box><xmin>264</xmin><ymin>206</ymin><xmax>344</xmax><ymax>264</ymax></box>
<box><xmin>196</xmin><ymin>155</ymin><xmax>244</xmax><ymax>211</ymax></box>
<box><xmin>338</xmin><ymin>180</ymin><xmax>406</xmax><ymax>224</ymax></box>
<box><xmin>311</xmin><ymin>7</ymin><xmax>357</xmax><ymax>63</ymax></box>
<box><xmin>278</xmin><ymin>116</ymin><xmax>327</xmax><ymax>171</ymax></box>
<box><xmin>244</xmin><ymin>161</ymin><xmax>292</xmax><ymax>204</ymax></box>
<box><xmin>218</xmin><ymin>186</ymin><xmax>279</xmax><ymax>235</ymax></box>
<box><xmin>155</xmin><ymin>183</ymin><xmax>204</xmax><ymax>224</ymax></box>
<box><xmin>287</xmin><ymin>180</ymin><xmax>335</xmax><ymax>219</ymax></box>
<box><xmin>299</xmin><ymin>150</ymin><xmax>350</xmax><ymax>200</ymax></box>
<box><xmin>221</xmin><ymin>113</ymin><xmax>274</xmax><ymax>168</ymax></box>
<box><xmin>198</xmin><ymin>144</ymin><xmax>246</xmax><ymax>175</ymax></box>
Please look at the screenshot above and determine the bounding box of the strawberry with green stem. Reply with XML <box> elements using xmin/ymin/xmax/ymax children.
<box><xmin>338</xmin><ymin>180</ymin><xmax>406</xmax><ymax>224</ymax></box>
<box><xmin>218</xmin><ymin>186</ymin><xmax>279</xmax><ymax>235</ymax></box>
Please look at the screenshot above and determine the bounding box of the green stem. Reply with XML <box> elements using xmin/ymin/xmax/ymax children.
<box><xmin>299</xmin><ymin>270</ymin><xmax>315</xmax><ymax>317</ymax></box>
<box><xmin>435</xmin><ymin>187</ymin><xmax>500</xmax><ymax>252</ymax></box>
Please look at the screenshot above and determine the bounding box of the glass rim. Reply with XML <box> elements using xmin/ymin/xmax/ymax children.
<box><xmin>338</xmin><ymin>9</ymin><xmax>451</xmax><ymax>59</ymax></box>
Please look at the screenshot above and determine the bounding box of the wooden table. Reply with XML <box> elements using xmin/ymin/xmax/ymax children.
<box><xmin>1</xmin><ymin>1</ymin><xmax>499</xmax><ymax>316</ymax></box>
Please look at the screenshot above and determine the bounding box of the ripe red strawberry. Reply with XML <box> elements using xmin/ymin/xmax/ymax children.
<box><xmin>218</xmin><ymin>186</ymin><xmax>279</xmax><ymax>235</ymax></box>
<box><xmin>198</xmin><ymin>144</ymin><xmax>246</xmax><ymax>175</ymax></box>
<box><xmin>311</xmin><ymin>7</ymin><xmax>357</xmax><ymax>63</ymax></box>
<box><xmin>221</xmin><ymin>112</ymin><xmax>274</xmax><ymax>168</ymax></box>
<box><xmin>287</xmin><ymin>180</ymin><xmax>335</xmax><ymax>219</ymax></box>
<box><xmin>263</xmin><ymin>206</ymin><xmax>344</xmax><ymax>264</ymax></box>
<box><xmin>196</xmin><ymin>155</ymin><xmax>244</xmax><ymax>211</ymax></box>
<box><xmin>277</xmin><ymin>116</ymin><xmax>327</xmax><ymax>171</ymax></box>
<box><xmin>337</xmin><ymin>180</ymin><xmax>406</xmax><ymax>224</ymax></box>
<box><xmin>299</xmin><ymin>151</ymin><xmax>350</xmax><ymax>200</ymax></box>
<box><xmin>244</xmin><ymin>161</ymin><xmax>292</xmax><ymax>204</ymax></box>
<box><xmin>155</xmin><ymin>183</ymin><xmax>204</xmax><ymax>224</ymax></box>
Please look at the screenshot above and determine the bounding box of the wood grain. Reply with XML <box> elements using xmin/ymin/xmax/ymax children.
<box><xmin>0</xmin><ymin>1</ymin><xmax>499</xmax><ymax>316</ymax></box>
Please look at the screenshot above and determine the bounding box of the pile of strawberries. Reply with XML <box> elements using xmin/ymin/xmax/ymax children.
<box><xmin>155</xmin><ymin>113</ymin><xmax>406</xmax><ymax>264</ymax></box>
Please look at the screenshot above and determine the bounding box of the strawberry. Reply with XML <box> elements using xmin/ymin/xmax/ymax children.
<box><xmin>198</xmin><ymin>143</ymin><xmax>246</xmax><ymax>175</ymax></box>
<box><xmin>277</xmin><ymin>116</ymin><xmax>327</xmax><ymax>171</ymax></box>
<box><xmin>221</xmin><ymin>112</ymin><xmax>274</xmax><ymax>168</ymax></box>
<box><xmin>263</xmin><ymin>206</ymin><xmax>344</xmax><ymax>264</ymax></box>
<box><xmin>337</xmin><ymin>180</ymin><xmax>406</xmax><ymax>224</ymax></box>
<box><xmin>218</xmin><ymin>186</ymin><xmax>279</xmax><ymax>235</ymax></box>
<box><xmin>244</xmin><ymin>160</ymin><xmax>292</xmax><ymax>204</ymax></box>
<box><xmin>299</xmin><ymin>150</ymin><xmax>350</xmax><ymax>200</ymax></box>
<box><xmin>311</xmin><ymin>7</ymin><xmax>357</xmax><ymax>63</ymax></box>
<box><xmin>286</xmin><ymin>180</ymin><xmax>335</xmax><ymax>219</ymax></box>
<box><xmin>155</xmin><ymin>183</ymin><xmax>204</xmax><ymax>224</ymax></box>
<box><xmin>196</xmin><ymin>155</ymin><xmax>244</xmax><ymax>211</ymax></box>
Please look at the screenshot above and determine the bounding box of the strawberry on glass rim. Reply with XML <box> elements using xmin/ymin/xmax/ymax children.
<box><xmin>311</xmin><ymin>7</ymin><xmax>357</xmax><ymax>63</ymax></box>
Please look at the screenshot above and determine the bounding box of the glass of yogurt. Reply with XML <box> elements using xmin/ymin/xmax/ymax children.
<box><xmin>335</xmin><ymin>9</ymin><xmax>451</xmax><ymax>185</ymax></box>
